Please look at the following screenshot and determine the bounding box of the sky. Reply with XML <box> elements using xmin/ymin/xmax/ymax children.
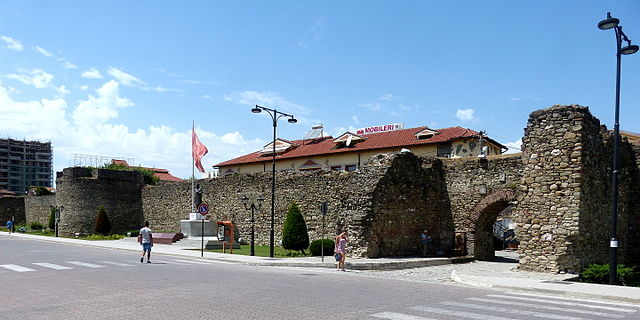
<box><xmin>1</xmin><ymin>1</ymin><xmax>639</xmax><ymax>180</ymax></box>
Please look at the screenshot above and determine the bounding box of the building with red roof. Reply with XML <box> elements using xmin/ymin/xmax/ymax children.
<box><xmin>214</xmin><ymin>124</ymin><xmax>507</xmax><ymax>176</ymax></box>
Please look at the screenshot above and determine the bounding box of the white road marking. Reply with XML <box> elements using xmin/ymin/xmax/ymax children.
<box><xmin>488</xmin><ymin>293</ymin><xmax>638</xmax><ymax>313</ymax></box>
<box><xmin>411</xmin><ymin>305</ymin><xmax>518</xmax><ymax>320</ymax></box>
<box><xmin>66</xmin><ymin>261</ymin><xmax>105</xmax><ymax>268</ymax></box>
<box><xmin>98</xmin><ymin>261</ymin><xmax>135</xmax><ymax>267</ymax></box>
<box><xmin>468</xmin><ymin>298</ymin><xmax>625</xmax><ymax>319</ymax></box>
<box><xmin>371</xmin><ymin>312</ymin><xmax>436</xmax><ymax>320</ymax></box>
<box><xmin>32</xmin><ymin>263</ymin><xmax>73</xmax><ymax>270</ymax></box>
<box><xmin>441</xmin><ymin>301</ymin><xmax>584</xmax><ymax>320</ymax></box>
<box><xmin>173</xmin><ymin>259</ymin><xmax>212</xmax><ymax>265</ymax></box>
<box><xmin>0</xmin><ymin>264</ymin><xmax>36</xmax><ymax>272</ymax></box>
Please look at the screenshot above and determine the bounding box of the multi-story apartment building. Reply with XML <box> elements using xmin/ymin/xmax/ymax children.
<box><xmin>0</xmin><ymin>138</ymin><xmax>53</xmax><ymax>193</ymax></box>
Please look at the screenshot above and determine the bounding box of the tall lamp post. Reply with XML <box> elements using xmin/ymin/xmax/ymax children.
<box><xmin>251</xmin><ymin>104</ymin><xmax>297</xmax><ymax>258</ymax></box>
<box><xmin>241</xmin><ymin>195</ymin><xmax>264</xmax><ymax>256</ymax></box>
<box><xmin>597</xmin><ymin>12</ymin><xmax>638</xmax><ymax>285</ymax></box>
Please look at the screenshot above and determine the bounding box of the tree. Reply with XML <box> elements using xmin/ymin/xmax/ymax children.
<box><xmin>48</xmin><ymin>207</ymin><xmax>56</xmax><ymax>230</ymax></box>
<box><xmin>281</xmin><ymin>202</ymin><xmax>310</xmax><ymax>254</ymax></box>
<box><xmin>94</xmin><ymin>205</ymin><xmax>112</xmax><ymax>235</ymax></box>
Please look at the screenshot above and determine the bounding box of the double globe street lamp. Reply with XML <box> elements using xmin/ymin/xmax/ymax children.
<box><xmin>241</xmin><ymin>195</ymin><xmax>264</xmax><ymax>256</ymax></box>
<box><xmin>251</xmin><ymin>105</ymin><xmax>297</xmax><ymax>258</ymax></box>
<box><xmin>597</xmin><ymin>12</ymin><xmax>638</xmax><ymax>285</ymax></box>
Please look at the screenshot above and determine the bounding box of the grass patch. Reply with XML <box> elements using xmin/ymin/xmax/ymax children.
<box><xmin>76</xmin><ymin>234</ymin><xmax>126</xmax><ymax>241</ymax></box>
<box><xmin>198</xmin><ymin>245</ymin><xmax>310</xmax><ymax>258</ymax></box>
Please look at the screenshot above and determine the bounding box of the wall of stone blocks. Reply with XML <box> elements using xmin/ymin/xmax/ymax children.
<box><xmin>441</xmin><ymin>155</ymin><xmax>523</xmax><ymax>259</ymax></box>
<box><xmin>0</xmin><ymin>196</ymin><xmax>25</xmax><ymax>225</ymax></box>
<box><xmin>24</xmin><ymin>194</ymin><xmax>56</xmax><ymax>226</ymax></box>
<box><xmin>56</xmin><ymin>167</ymin><xmax>145</xmax><ymax>235</ymax></box>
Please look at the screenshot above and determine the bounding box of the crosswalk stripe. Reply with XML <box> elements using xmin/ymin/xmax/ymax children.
<box><xmin>160</xmin><ymin>260</ymin><xmax>191</xmax><ymax>265</ymax></box>
<box><xmin>441</xmin><ymin>301</ymin><xmax>584</xmax><ymax>320</ymax></box>
<box><xmin>467</xmin><ymin>298</ymin><xmax>625</xmax><ymax>319</ymax></box>
<box><xmin>371</xmin><ymin>312</ymin><xmax>436</xmax><ymax>320</ymax></box>
<box><xmin>487</xmin><ymin>294</ymin><xmax>637</xmax><ymax>313</ymax></box>
<box><xmin>32</xmin><ymin>263</ymin><xmax>73</xmax><ymax>270</ymax></box>
<box><xmin>98</xmin><ymin>261</ymin><xmax>135</xmax><ymax>267</ymax></box>
<box><xmin>411</xmin><ymin>306</ymin><xmax>517</xmax><ymax>320</ymax></box>
<box><xmin>173</xmin><ymin>259</ymin><xmax>212</xmax><ymax>265</ymax></box>
<box><xmin>66</xmin><ymin>261</ymin><xmax>105</xmax><ymax>268</ymax></box>
<box><xmin>507</xmin><ymin>292</ymin><xmax>640</xmax><ymax>308</ymax></box>
<box><xmin>0</xmin><ymin>264</ymin><xmax>36</xmax><ymax>272</ymax></box>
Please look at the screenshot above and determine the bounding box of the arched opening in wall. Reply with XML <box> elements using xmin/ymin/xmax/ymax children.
<box><xmin>468</xmin><ymin>189</ymin><xmax>518</xmax><ymax>261</ymax></box>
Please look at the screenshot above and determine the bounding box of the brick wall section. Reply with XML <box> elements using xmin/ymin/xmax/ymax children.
<box><xmin>24</xmin><ymin>194</ymin><xmax>56</xmax><ymax>226</ymax></box>
<box><xmin>56</xmin><ymin>167</ymin><xmax>145</xmax><ymax>235</ymax></box>
<box><xmin>0</xmin><ymin>196</ymin><xmax>25</xmax><ymax>225</ymax></box>
<box><xmin>441</xmin><ymin>155</ymin><xmax>523</xmax><ymax>259</ymax></box>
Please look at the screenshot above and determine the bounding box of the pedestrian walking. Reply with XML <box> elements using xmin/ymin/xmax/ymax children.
<box><xmin>6</xmin><ymin>220</ymin><xmax>13</xmax><ymax>233</ymax></box>
<box><xmin>334</xmin><ymin>230</ymin><xmax>349</xmax><ymax>271</ymax></box>
<box><xmin>138</xmin><ymin>221</ymin><xmax>153</xmax><ymax>263</ymax></box>
<box><xmin>420</xmin><ymin>229</ymin><xmax>432</xmax><ymax>257</ymax></box>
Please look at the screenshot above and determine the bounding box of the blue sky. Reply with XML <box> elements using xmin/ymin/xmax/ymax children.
<box><xmin>1</xmin><ymin>1</ymin><xmax>639</xmax><ymax>179</ymax></box>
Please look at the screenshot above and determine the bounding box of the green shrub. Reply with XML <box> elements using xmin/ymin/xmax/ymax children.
<box><xmin>30</xmin><ymin>186</ymin><xmax>52</xmax><ymax>196</ymax></box>
<box><xmin>281</xmin><ymin>202</ymin><xmax>309</xmax><ymax>254</ymax></box>
<box><xmin>582</xmin><ymin>263</ymin><xmax>639</xmax><ymax>286</ymax></box>
<box><xmin>17</xmin><ymin>226</ymin><xmax>27</xmax><ymax>233</ymax></box>
<box><xmin>29</xmin><ymin>222</ymin><xmax>44</xmax><ymax>230</ymax></box>
<box><xmin>102</xmin><ymin>163</ymin><xmax>160</xmax><ymax>185</ymax></box>
<box><xmin>94</xmin><ymin>206</ymin><xmax>112</xmax><ymax>235</ymax></box>
<box><xmin>48</xmin><ymin>207</ymin><xmax>56</xmax><ymax>230</ymax></box>
<box><xmin>309</xmin><ymin>239</ymin><xmax>335</xmax><ymax>256</ymax></box>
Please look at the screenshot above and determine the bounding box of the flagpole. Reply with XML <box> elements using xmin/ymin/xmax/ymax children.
<box><xmin>191</xmin><ymin>121</ymin><xmax>195</xmax><ymax>213</ymax></box>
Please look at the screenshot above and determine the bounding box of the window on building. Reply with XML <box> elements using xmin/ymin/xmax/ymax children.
<box><xmin>345</xmin><ymin>164</ymin><xmax>357</xmax><ymax>172</ymax></box>
<box><xmin>330</xmin><ymin>165</ymin><xmax>342</xmax><ymax>171</ymax></box>
<box><xmin>437</xmin><ymin>143</ymin><xmax>452</xmax><ymax>158</ymax></box>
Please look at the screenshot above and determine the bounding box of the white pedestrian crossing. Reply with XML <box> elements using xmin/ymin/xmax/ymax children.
<box><xmin>0</xmin><ymin>264</ymin><xmax>36</xmax><ymax>272</ymax></box>
<box><xmin>368</xmin><ymin>292</ymin><xmax>640</xmax><ymax>320</ymax></box>
<box><xmin>172</xmin><ymin>259</ymin><xmax>212</xmax><ymax>265</ymax></box>
<box><xmin>98</xmin><ymin>261</ymin><xmax>135</xmax><ymax>267</ymax></box>
<box><xmin>371</xmin><ymin>312</ymin><xmax>436</xmax><ymax>320</ymax></box>
<box><xmin>32</xmin><ymin>262</ymin><xmax>73</xmax><ymax>270</ymax></box>
<box><xmin>66</xmin><ymin>261</ymin><xmax>105</xmax><ymax>268</ymax></box>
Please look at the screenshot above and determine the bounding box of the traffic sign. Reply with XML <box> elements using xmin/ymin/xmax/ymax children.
<box><xmin>198</xmin><ymin>203</ymin><xmax>209</xmax><ymax>215</ymax></box>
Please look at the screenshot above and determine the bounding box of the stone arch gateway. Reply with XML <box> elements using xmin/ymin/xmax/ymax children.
<box><xmin>467</xmin><ymin>189</ymin><xmax>517</xmax><ymax>261</ymax></box>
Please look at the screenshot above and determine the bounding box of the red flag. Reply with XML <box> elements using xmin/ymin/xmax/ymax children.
<box><xmin>192</xmin><ymin>129</ymin><xmax>208</xmax><ymax>173</ymax></box>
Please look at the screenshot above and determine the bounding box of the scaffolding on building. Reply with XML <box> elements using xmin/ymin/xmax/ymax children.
<box><xmin>68</xmin><ymin>153</ymin><xmax>135</xmax><ymax>168</ymax></box>
<box><xmin>0</xmin><ymin>138</ymin><xmax>53</xmax><ymax>193</ymax></box>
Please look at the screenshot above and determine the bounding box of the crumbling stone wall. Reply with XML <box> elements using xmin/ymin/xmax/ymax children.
<box><xmin>56</xmin><ymin>167</ymin><xmax>144</xmax><ymax>235</ymax></box>
<box><xmin>24</xmin><ymin>194</ymin><xmax>55</xmax><ymax>226</ymax></box>
<box><xmin>0</xmin><ymin>196</ymin><xmax>25</xmax><ymax>225</ymax></box>
<box><xmin>441</xmin><ymin>155</ymin><xmax>523</xmax><ymax>259</ymax></box>
<box><xmin>518</xmin><ymin>105</ymin><xmax>636</xmax><ymax>272</ymax></box>
<box><xmin>142</xmin><ymin>153</ymin><xmax>452</xmax><ymax>258</ymax></box>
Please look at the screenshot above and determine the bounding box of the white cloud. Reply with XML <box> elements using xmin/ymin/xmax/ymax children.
<box><xmin>503</xmin><ymin>139</ymin><xmax>522</xmax><ymax>154</ymax></box>
<box><xmin>79</xmin><ymin>85</ymin><xmax>89</xmax><ymax>91</ymax></box>
<box><xmin>107</xmin><ymin>67</ymin><xmax>146</xmax><ymax>87</ymax></box>
<box><xmin>59</xmin><ymin>59</ymin><xmax>78</xmax><ymax>69</ymax></box>
<box><xmin>223</xmin><ymin>90</ymin><xmax>311</xmax><ymax>124</ymax></box>
<box><xmin>81</xmin><ymin>68</ymin><xmax>103</xmax><ymax>79</ymax></box>
<box><xmin>1</xmin><ymin>36</ymin><xmax>23</xmax><ymax>51</ymax></box>
<box><xmin>509</xmin><ymin>93</ymin><xmax>541</xmax><ymax>102</ymax></box>
<box><xmin>153</xmin><ymin>86</ymin><xmax>184</xmax><ymax>93</ymax></box>
<box><xmin>456</xmin><ymin>108</ymin><xmax>475</xmax><ymax>122</ymax></box>
<box><xmin>72</xmin><ymin>80</ymin><xmax>133</xmax><ymax>126</ymax></box>
<box><xmin>201</xmin><ymin>94</ymin><xmax>213</xmax><ymax>100</ymax></box>
<box><xmin>351</xmin><ymin>115</ymin><xmax>359</xmax><ymax>124</ymax></box>
<box><xmin>4</xmin><ymin>69</ymin><xmax>54</xmax><ymax>89</ymax></box>
<box><xmin>57</xmin><ymin>85</ymin><xmax>70</xmax><ymax>95</ymax></box>
<box><xmin>360</xmin><ymin>103</ymin><xmax>382</xmax><ymax>111</ymax></box>
<box><xmin>378</xmin><ymin>94</ymin><xmax>396</xmax><ymax>101</ymax></box>
<box><xmin>34</xmin><ymin>46</ymin><xmax>53</xmax><ymax>57</ymax></box>
<box><xmin>220</xmin><ymin>132</ymin><xmax>247</xmax><ymax>145</ymax></box>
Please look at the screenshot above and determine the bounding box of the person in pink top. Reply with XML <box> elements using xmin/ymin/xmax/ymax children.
<box><xmin>334</xmin><ymin>230</ymin><xmax>349</xmax><ymax>271</ymax></box>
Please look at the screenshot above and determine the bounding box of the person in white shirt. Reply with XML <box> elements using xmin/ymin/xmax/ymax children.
<box><xmin>138</xmin><ymin>221</ymin><xmax>153</xmax><ymax>263</ymax></box>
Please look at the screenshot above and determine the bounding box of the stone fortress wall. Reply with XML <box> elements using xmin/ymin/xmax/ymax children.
<box><xmin>55</xmin><ymin>167</ymin><xmax>145</xmax><ymax>236</ymax></box>
<box><xmin>8</xmin><ymin>104</ymin><xmax>640</xmax><ymax>273</ymax></box>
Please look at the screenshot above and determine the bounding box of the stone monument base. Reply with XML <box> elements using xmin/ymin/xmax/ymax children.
<box><xmin>180</xmin><ymin>219</ymin><xmax>215</xmax><ymax>238</ymax></box>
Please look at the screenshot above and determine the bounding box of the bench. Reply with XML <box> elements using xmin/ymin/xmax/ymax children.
<box><xmin>152</xmin><ymin>233</ymin><xmax>183</xmax><ymax>244</ymax></box>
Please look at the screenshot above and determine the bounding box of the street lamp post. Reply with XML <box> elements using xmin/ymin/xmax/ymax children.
<box><xmin>241</xmin><ymin>195</ymin><xmax>264</xmax><ymax>256</ymax></box>
<box><xmin>251</xmin><ymin>104</ymin><xmax>297</xmax><ymax>257</ymax></box>
<box><xmin>598</xmin><ymin>12</ymin><xmax>639</xmax><ymax>285</ymax></box>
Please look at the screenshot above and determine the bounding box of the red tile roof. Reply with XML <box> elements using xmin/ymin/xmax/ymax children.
<box><xmin>214</xmin><ymin>126</ymin><xmax>506</xmax><ymax>167</ymax></box>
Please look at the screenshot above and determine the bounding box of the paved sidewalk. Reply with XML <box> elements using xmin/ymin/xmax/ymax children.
<box><xmin>4</xmin><ymin>232</ymin><xmax>640</xmax><ymax>303</ymax></box>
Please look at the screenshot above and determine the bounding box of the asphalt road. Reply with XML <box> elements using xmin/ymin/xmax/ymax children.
<box><xmin>1</xmin><ymin>236</ymin><xmax>639</xmax><ymax>320</ymax></box>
